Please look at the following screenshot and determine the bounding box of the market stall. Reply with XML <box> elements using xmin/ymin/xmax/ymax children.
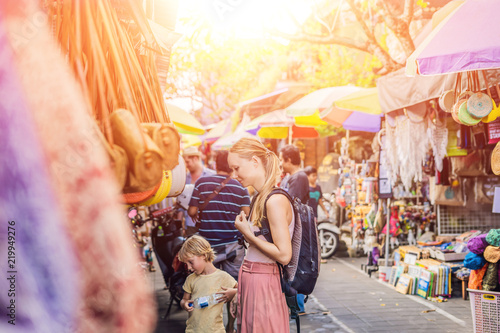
<box><xmin>362</xmin><ymin>0</ymin><xmax>500</xmax><ymax>317</ymax></box>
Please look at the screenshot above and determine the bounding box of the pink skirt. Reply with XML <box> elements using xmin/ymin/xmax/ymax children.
<box><xmin>237</xmin><ymin>260</ymin><xmax>289</xmax><ymax>333</ymax></box>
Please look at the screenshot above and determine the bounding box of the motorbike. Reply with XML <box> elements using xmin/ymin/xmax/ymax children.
<box><xmin>316</xmin><ymin>192</ymin><xmax>342</xmax><ymax>258</ymax></box>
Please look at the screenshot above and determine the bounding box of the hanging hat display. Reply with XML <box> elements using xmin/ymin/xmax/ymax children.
<box><xmin>467</xmin><ymin>234</ymin><xmax>489</xmax><ymax>254</ymax></box>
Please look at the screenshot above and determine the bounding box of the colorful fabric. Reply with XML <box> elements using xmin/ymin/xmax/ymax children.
<box><xmin>484</xmin><ymin>246</ymin><xmax>500</xmax><ymax>264</ymax></box>
<box><xmin>482</xmin><ymin>262</ymin><xmax>498</xmax><ymax>291</ymax></box>
<box><xmin>308</xmin><ymin>184</ymin><xmax>323</xmax><ymax>218</ymax></box>
<box><xmin>486</xmin><ymin>229</ymin><xmax>500</xmax><ymax>247</ymax></box>
<box><xmin>464</xmin><ymin>251</ymin><xmax>487</xmax><ymax>270</ymax></box>
<box><xmin>237</xmin><ymin>260</ymin><xmax>289</xmax><ymax>333</ymax></box>
<box><xmin>5</xmin><ymin>2</ymin><xmax>156</xmax><ymax>331</ymax></box>
<box><xmin>0</xmin><ymin>16</ymin><xmax>78</xmax><ymax>332</ymax></box>
<box><xmin>468</xmin><ymin>263</ymin><xmax>489</xmax><ymax>290</ymax></box>
<box><xmin>467</xmin><ymin>234</ymin><xmax>489</xmax><ymax>255</ymax></box>
<box><xmin>190</xmin><ymin>174</ymin><xmax>250</xmax><ymax>246</ymax></box>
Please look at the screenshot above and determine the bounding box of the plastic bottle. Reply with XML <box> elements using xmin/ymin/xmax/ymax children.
<box><xmin>157</xmin><ymin>226</ymin><xmax>164</xmax><ymax>237</ymax></box>
<box><xmin>189</xmin><ymin>293</ymin><xmax>222</xmax><ymax>309</ymax></box>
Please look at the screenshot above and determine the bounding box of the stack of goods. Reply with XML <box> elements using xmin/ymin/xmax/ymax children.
<box><xmin>392</xmin><ymin>258</ymin><xmax>452</xmax><ymax>300</ymax></box>
<box><xmin>465</xmin><ymin>229</ymin><xmax>500</xmax><ymax>291</ymax></box>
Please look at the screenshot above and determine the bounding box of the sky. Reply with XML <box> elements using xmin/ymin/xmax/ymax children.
<box><xmin>175</xmin><ymin>0</ymin><xmax>313</xmax><ymax>38</ymax></box>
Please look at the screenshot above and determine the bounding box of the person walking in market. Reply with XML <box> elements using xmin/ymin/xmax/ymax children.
<box><xmin>304</xmin><ymin>166</ymin><xmax>330</xmax><ymax>222</ymax></box>
<box><xmin>228</xmin><ymin>137</ymin><xmax>293</xmax><ymax>333</ymax></box>
<box><xmin>182</xmin><ymin>146</ymin><xmax>215</xmax><ymax>237</ymax></box>
<box><xmin>278</xmin><ymin>144</ymin><xmax>309</xmax><ymax>205</ymax></box>
<box><xmin>278</xmin><ymin>144</ymin><xmax>309</xmax><ymax>313</ymax></box>
<box><xmin>188</xmin><ymin>150</ymin><xmax>250</xmax><ymax>333</ymax></box>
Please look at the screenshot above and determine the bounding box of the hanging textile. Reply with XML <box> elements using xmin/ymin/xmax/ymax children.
<box><xmin>398</xmin><ymin>116</ymin><xmax>428</xmax><ymax>191</ymax></box>
<box><xmin>0</xmin><ymin>16</ymin><xmax>78</xmax><ymax>332</ymax></box>
<box><xmin>385</xmin><ymin>114</ymin><xmax>429</xmax><ymax>191</ymax></box>
<box><xmin>384</xmin><ymin>116</ymin><xmax>399</xmax><ymax>184</ymax></box>
<box><xmin>3</xmin><ymin>1</ymin><xmax>156</xmax><ymax>332</ymax></box>
<box><xmin>427</xmin><ymin>119</ymin><xmax>448</xmax><ymax>172</ymax></box>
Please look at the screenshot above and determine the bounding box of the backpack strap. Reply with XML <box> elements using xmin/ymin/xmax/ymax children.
<box><xmin>198</xmin><ymin>175</ymin><xmax>232</xmax><ymax>212</ymax></box>
<box><xmin>253</xmin><ymin>188</ymin><xmax>294</xmax><ymax>243</ymax></box>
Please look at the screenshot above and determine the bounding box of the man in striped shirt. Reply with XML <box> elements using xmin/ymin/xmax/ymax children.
<box><xmin>188</xmin><ymin>150</ymin><xmax>250</xmax><ymax>275</ymax></box>
<box><xmin>188</xmin><ymin>150</ymin><xmax>250</xmax><ymax>332</ymax></box>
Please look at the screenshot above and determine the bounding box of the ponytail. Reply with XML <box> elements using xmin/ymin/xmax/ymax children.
<box><xmin>229</xmin><ymin>138</ymin><xmax>281</xmax><ymax>227</ymax></box>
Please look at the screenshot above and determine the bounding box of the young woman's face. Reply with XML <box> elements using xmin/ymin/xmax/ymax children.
<box><xmin>185</xmin><ymin>255</ymin><xmax>207</xmax><ymax>275</ymax></box>
<box><xmin>228</xmin><ymin>152</ymin><xmax>257</xmax><ymax>187</ymax></box>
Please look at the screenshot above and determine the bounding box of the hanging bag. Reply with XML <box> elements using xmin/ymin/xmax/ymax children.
<box><xmin>468</xmin><ymin>71</ymin><xmax>493</xmax><ymax>118</ymax></box>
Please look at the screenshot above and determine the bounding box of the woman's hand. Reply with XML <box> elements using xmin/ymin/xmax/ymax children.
<box><xmin>234</xmin><ymin>211</ymin><xmax>252</xmax><ymax>238</ymax></box>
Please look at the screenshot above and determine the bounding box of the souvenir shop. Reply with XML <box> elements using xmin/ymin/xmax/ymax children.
<box><xmin>351</xmin><ymin>67</ymin><xmax>500</xmax><ymax>316</ymax></box>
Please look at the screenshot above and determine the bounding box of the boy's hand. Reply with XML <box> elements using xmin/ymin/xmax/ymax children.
<box><xmin>217</xmin><ymin>286</ymin><xmax>237</xmax><ymax>303</ymax></box>
<box><xmin>181</xmin><ymin>299</ymin><xmax>194</xmax><ymax>312</ymax></box>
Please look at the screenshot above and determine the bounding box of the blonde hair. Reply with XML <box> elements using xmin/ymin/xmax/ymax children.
<box><xmin>178</xmin><ymin>235</ymin><xmax>215</xmax><ymax>262</ymax></box>
<box><xmin>229</xmin><ymin>137</ymin><xmax>281</xmax><ymax>227</ymax></box>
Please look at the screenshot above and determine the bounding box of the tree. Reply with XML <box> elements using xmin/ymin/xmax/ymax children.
<box><xmin>165</xmin><ymin>30</ymin><xmax>288</xmax><ymax>124</ymax></box>
<box><xmin>271</xmin><ymin>0</ymin><xmax>448</xmax><ymax>75</ymax></box>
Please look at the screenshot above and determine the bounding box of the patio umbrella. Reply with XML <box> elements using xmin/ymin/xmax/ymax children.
<box><xmin>286</xmin><ymin>86</ymin><xmax>362</xmax><ymax>117</ymax></box>
<box><xmin>165</xmin><ymin>103</ymin><xmax>205</xmax><ymax>135</ymax></box>
<box><xmin>288</xmin><ymin>86</ymin><xmax>381</xmax><ymax>132</ymax></box>
<box><xmin>325</xmin><ymin>88</ymin><xmax>382</xmax><ymax>132</ymax></box>
<box><xmin>245</xmin><ymin>109</ymin><xmax>322</xmax><ymax>141</ymax></box>
<box><xmin>181</xmin><ymin>134</ymin><xmax>202</xmax><ymax>148</ymax></box>
<box><xmin>204</xmin><ymin>118</ymin><xmax>231</xmax><ymax>142</ymax></box>
<box><xmin>211</xmin><ymin>130</ymin><xmax>256</xmax><ymax>150</ymax></box>
<box><xmin>406</xmin><ymin>0</ymin><xmax>500</xmax><ymax>76</ymax></box>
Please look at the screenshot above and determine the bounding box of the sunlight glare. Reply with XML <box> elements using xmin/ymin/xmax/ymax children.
<box><xmin>177</xmin><ymin>0</ymin><xmax>312</xmax><ymax>38</ymax></box>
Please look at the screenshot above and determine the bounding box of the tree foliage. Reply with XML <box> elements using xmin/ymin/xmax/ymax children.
<box><xmin>165</xmin><ymin>31</ymin><xmax>288</xmax><ymax>124</ymax></box>
<box><xmin>272</xmin><ymin>0</ymin><xmax>440</xmax><ymax>75</ymax></box>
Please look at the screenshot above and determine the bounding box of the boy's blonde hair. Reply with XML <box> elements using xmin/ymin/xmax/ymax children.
<box><xmin>178</xmin><ymin>235</ymin><xmax>215</xmax><ymax>262</ymax></box>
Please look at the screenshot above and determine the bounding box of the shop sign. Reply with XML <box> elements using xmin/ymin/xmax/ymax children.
<box><xmin>487</xmin><ymin>118</ymin><xmax>500</xmax><ymax>145</ymax></box>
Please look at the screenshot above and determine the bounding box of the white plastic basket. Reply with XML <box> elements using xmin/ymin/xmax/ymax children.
<box><xmin>468</xmin><ymin>289</ymin><xmax>500</xmax><ymax>333</ymax></box>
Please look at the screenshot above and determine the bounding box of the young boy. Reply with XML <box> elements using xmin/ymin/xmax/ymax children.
<box><xmin>179</xmin><ymin>235</ymin><xmax>238</xmax><ymax>333</ymax></box>
<box><xmin>304</xmin><ymin>166</ymin><xmax>329</xmax><ymax>221</ymax></box>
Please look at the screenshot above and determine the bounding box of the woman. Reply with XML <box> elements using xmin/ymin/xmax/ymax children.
<box><xmin>228</xmin><ymin>138</ymin><xmax>293</xmax><ymax>333</ymax></box>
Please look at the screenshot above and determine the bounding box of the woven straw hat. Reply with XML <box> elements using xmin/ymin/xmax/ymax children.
<box><xmin>491</xmin><ymin>143</ymin><xmax>500</xmax><ymax>175</ymax></box>
<box><xmin>484</xmin><ymin>246</ymin><xmax>500</xmax><ymax>263</ymax></box>
<box><xmin>182</xmin><ymin>146</ymin><xmax>201</xmax><ymax>157</ymax></box>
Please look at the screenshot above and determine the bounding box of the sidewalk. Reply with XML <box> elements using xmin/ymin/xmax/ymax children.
<box><xmin>150</xmin><ymin>261</ymin><xmax>346</xmax><ymax>333</ymax></box>
<box><xmin>314</xmin><ymin>257</ymin><xmax>473</xmax><ymax>333</ymax></box>
<box><xmin>150</xmin><ymin>256</ymin><xmax>474</xmax><ymax>333</ymax></box>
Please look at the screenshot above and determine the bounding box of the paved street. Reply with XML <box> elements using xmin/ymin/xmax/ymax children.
<box><xmin>151</xmin><ymin>256</ymin><xmax>473</xmax><ymax>333</ymax></box>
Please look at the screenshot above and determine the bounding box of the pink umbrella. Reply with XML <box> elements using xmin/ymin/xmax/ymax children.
<box><xmin>406</xmin><ymin>0</ymin><xmax>500</xmax><ymax>76</ymax></box>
